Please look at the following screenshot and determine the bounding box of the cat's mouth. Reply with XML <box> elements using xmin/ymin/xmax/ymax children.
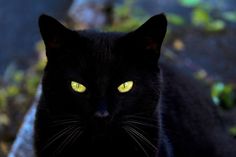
<box><xmin>84</xmin><ymin>115</ymin><xmax>122</xmax><ymax>137</ymax></box>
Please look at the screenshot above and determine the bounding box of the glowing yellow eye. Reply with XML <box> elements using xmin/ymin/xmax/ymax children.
<box><xmin>117</xmin><ymin>81</ymin><xmax>134</xmax><ymax>93</ymax></box>
<box><xmin>71</xmin><ymin>81</ymin><xmax>86</xmax><ymax>93</ymax></box>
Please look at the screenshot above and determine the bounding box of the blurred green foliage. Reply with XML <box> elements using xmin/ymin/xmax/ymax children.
<box><xmin>107</xmin><ymin>0</ymin><xmax>236</xmax><ymax>111</ymax></box>
<box><xmin>169</xmin><ymin>0</ymin><xmax>236</xmax><ymax>110</ymax></box>
<box><xmin>167</xmin><ymin>13</ymin><xmax>185</xmax><ymax>26</ymax></box>
<box><xmin>211</xmin><ymin>83</ymin><xmax>235</xmax><ymax>110</ymax></box>
<box><xmin>191</xmin><ymin>7</ymin><xmax>226</xmax><ymax>32</ymax></box>
<box><xmin>178</xmin><ymin>0</ymin><xmax>201</xmax><ymax>7</ymax></box>
<box><xmin>222</xmin><ymin>11</ymin><xmax>236</xmax><ymax>23</ymax></box>
<box><xmin>229</xmin><ymin>126</ymin><xmax>236</xmax><ymax>137</ymax></box>
<box><xmin>0</xmin><ymin>41</ymin><xmax>46</xmax><ymax>130</ymax></box>
<box><xmin>104</xmin><ymin>0</ymin><xmax>147</xmax><ymax>32</ymax></box>
<box><xmin>167</xmin><ymin>0</ymin><xmax>236</xmax><ymax>32</ymax></box>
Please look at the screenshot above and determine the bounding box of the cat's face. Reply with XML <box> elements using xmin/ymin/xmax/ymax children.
<box><xmin>37</xmin><ymin>14</ymin><xmax>167</xmax><ymax>156</ymax></box>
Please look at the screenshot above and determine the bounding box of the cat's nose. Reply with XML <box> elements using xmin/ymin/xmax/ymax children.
<box><xmin>94</xmin><ymin>99</ymin><xmax>110</xmax><ymax>118</ymax></box>
<box><xmin>94</xmin><ymin>110</ymin><xmax>110</xmax><ymax>118</ymax></box>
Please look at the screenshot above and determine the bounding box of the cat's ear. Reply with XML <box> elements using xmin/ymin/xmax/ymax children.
<box><xmin>38</xmin><ymin>14</ymin><xmax>72</xmax><ymax>50</ymax></box>
<box><xmin>132</xmin><ymin>13</ymin><xmax>167</xmax><ymax>55</ymax></box>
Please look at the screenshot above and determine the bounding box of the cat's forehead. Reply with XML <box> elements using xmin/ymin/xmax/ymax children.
<box><xmin>77</xmin><ymin>31</ymin><xmax>124</xmax><ymax>52</ymax></box>
<box><xmin>65</xmin><ymin>31</ymin><xmax>131</xmax><ymax>78</ymax></box>
<box><xmin>72</xmin><ymin>31</ymin><xmax>128</xmax><ymax>65</ymax></box>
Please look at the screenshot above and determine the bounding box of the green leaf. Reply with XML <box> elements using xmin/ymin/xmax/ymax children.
<box><xmin>211</xmin><ymin>83</ymin><xmax>224</xmax><ymax>96</ymax></box>
<box><xmin>6</xmin><ymin>85</ymin><xmax>20</xmax><ymax>96</ymax></box>
<box><xmin>167</xmin><ymin>13</ymin><xmax>185</xmax><ymax>26</ymax></box>
<box><xmin>211</xmin><ymin>82</ymin><xmax>225</xmax><ymax>105</ymax></box>
<box><xmin>229</xmin><ymin>127</ymin><xmax>236</xmax><ymax>137</ymax></box>
<box><xmin>192</xmin><ymin>8</ymin><xmax>210</xmax><ymax>26</ymax></box>
<box><xmin>26</xmin><ymin>75</ymin><xmax>40</xmax><ymax>95</ymax></box>
<box><xmin>206</xmin><ymin>20</ymin><xmax>225</xmax><ymax>32</ymax></box>
<box><xmin>211</xmin><ymin>82</ymin><xmax>235</xmax><ymax>109</ymax></box>
<box><xmin>221</xmin><ymin>84</ymin><xmax>235</xmax><ymax>109</ymax></box>
<box><xmin>13</xmin><ymin>71</ymin><xmax>24</xmax><ymax>83</ymax></box>
<box><xmin>179</xmin><ymin>0</ymin><xmax>201</xmax><ymax>7</ymax></box>
<box><xmin>222</xmin><ymin>12</ymin><xmax>236</xmax><ymax>22</ymax></box>
<box><xmin>114</xmin><ymin>0</ymin><xmax>134</xmax><ymax>18</ymax></box>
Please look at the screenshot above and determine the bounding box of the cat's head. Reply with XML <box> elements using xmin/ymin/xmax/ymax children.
<box><xmin>38</xmin><ymin>13</ymin><xmax>167</xmax><ymax>155</ymax></box>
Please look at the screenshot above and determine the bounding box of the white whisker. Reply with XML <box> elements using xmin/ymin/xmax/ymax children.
<box><xmin>42</xmin><ymin>126</ymin><xmax>75</xmax><ymax>152</ymax></box>
<box><xmin>124</xmin><ymin>120</ymin><xmax>158</xmax><ymax>128</ymax></box>
<box><xmin>54</xmin><ymin>127</ymin><xmax>82</xmax><ymax>155</ymax></box>
<box><xmin>123</xmin><ymin>126</ymin><xmax>149</xmax><ymax>157</ymax></box>
<box><xmin>127</xmin><ymin>126</ymin><xmax>158</xmax><ymax>151</ymax></box>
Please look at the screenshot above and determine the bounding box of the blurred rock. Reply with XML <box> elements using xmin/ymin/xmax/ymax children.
<box><xmin>8</xmin><ymin>85</ymin><xmax>41</xmax><ymax>157</ymax></box>
<box><xmin>68</xmin><ymin>0</ymin><xmax>111</xmax><ymax>29</ymax></box>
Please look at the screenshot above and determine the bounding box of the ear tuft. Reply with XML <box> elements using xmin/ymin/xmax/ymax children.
<box><xmin>133</xmin><ymin>13</ymin><xmax>167</xmax><ymax>54</ymax></box>
<box><xmin>38</xmin><ymin>14</ymin><xmax>70</xmax><ymax>49</ymax></box>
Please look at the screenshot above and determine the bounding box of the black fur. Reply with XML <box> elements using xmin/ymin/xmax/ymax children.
<box><xmin>34</xmin><ymin>14</ymin><xmax>236</xmax><ymax>157</ymax></box>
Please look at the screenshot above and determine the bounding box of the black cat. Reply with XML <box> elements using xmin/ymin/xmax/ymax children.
<box><xmin>34</xmin><ymin>14</ymin><xmax>236</xmax><ymax>157</ymax></box>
